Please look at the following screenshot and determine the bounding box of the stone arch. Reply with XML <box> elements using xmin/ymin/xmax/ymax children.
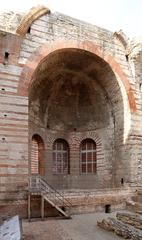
<box><xmin>46</xmin><ymin>131</ymin><xmax>102</xmax><ymax>150</ymax></box>
<box><xmin>113</xmin><ymin>30</ymin><xmax>128</xmax><ymax>49</ymax></box>
<box><xmin>17</xmin><ymin>40</ymin><xmax>136</xmax><ymax>114</ymax></box>
<box><xmin>16</xmin><ymin>5</ymin><xmax>50</xmax><ymax>36</ymax></box>
<box><xmin>46</xmin><ymin>131</ymin><xmax>104</xmax><ymax>173</ymax></box>
<box><xmin>78</xmin><ymin>133</ymin><xmax>102</xmax><ymax>148</ymax></box>
<box><xmin>77</xmin><ymin>133</ymin><xmax>103</xmax><ymax>174</ymax></box>
<box><xmin>31</xmin><ymin>134</ymin><xmax>45</xmax><ymax>176</ymax></box>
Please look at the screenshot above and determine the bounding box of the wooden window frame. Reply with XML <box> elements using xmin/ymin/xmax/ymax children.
<box><xmin>80</xmin><ymin>139</ymin><xmax>97</xmax><ymax>174</ymax></box>
<box><xmin>53</xmin><ymin>139</ymin><xmax>69</xmax><ymax>174</ymax></box>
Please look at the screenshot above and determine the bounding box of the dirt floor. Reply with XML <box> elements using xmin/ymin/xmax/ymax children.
<box><xmin>23</xmin><ymin>212</ymin><xmax>123</xmax><ymax>240</ymax></box>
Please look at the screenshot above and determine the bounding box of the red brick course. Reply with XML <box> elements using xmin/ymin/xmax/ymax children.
<box><xmin>17</xmin><ymin>40</ymin><xmax>136</xmax><ymax>113</ymax></box>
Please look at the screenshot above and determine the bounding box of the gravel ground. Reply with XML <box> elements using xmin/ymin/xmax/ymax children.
<box><xmin>23</xmin><ymin>212</ymin><xmax>123</xmax><ymax>240</ymax></box>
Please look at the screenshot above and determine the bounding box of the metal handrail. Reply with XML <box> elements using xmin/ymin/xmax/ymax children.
<box><xmin>29</xmin><ymin>175</ymin><xmax>72</xmax><ymax>208</ymax></box>
<box><xmin>40</xmin><ymin>176</ymin><xmax>72</xmax><ymax>207</ymax></box>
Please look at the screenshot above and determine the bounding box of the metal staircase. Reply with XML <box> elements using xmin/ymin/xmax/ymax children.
<box><xmin>28</xmin><ymin>175</ymin><xmax>72</xmax><ymax>219</ymax></box>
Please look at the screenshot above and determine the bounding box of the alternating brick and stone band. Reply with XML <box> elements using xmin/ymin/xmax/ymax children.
<box><xmin>0</xmin><ymin>5</ymin><xmax>142</xmax><ymax>218</ymax></box>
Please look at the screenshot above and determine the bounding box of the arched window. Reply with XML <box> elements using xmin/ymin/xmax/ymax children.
<box><xmin>31</xmin><ymin>134</ymin><xmax>45</xmax><ymax>175</ymax></box>
<box><xmin>80</xmin><ymin>139</ymin><xmax>97</xmax><ymax>174</ymax></box>
<box><xmin>53</xmin><ymin>139</ymin><xmax>69</xmax><ymax>174</ymax></box>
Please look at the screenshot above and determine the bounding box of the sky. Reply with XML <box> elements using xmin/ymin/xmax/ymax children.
<box><xmin>0</xmin><ymin>0</ymin><xmax>142</xmax><ymax>38</ymax></box>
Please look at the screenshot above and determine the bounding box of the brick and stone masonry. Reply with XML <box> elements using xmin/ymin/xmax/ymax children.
<box><xmin>0</xmin><ymin>5</ymin><xmax>141</xmax><ymax>217</ymax></box>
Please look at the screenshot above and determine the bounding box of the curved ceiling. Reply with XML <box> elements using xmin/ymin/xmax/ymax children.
<box><xmin>29</xmin><ymin>48</ymin><xmax>122</xmax><ymax>131</ymax></box>
<box><xmin>30</xmin><ymin>48</ymin><xmax>117</xmax><ymax>100</ymax></box>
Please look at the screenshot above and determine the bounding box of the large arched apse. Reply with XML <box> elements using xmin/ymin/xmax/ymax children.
<box><xmin>29</xmin><ymin>48</ymin><xmax>127</xmax><ymax>189</ymax></box>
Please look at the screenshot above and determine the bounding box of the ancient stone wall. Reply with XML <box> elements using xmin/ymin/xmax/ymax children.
<box><xmin>0</xmin><ymin>7</ymin><xmax>141</xmax><ymax>217</ymax></box>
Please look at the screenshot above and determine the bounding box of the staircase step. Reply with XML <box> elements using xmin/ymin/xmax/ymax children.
<box><xmin>29</xmin><ymin>175</ymin><xmax>72</xmax><ymax>220</ymax></box>
<box><xmin>44</xmin><ymin>195</ymin><xmax>71</xmax><ymax>219</ymax></box>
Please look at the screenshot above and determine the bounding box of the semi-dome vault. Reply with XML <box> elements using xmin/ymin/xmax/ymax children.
<box><xmin>0</xmin><ymin>5</ymin><xmax>141</xmax><ymax>219</ymax></box>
